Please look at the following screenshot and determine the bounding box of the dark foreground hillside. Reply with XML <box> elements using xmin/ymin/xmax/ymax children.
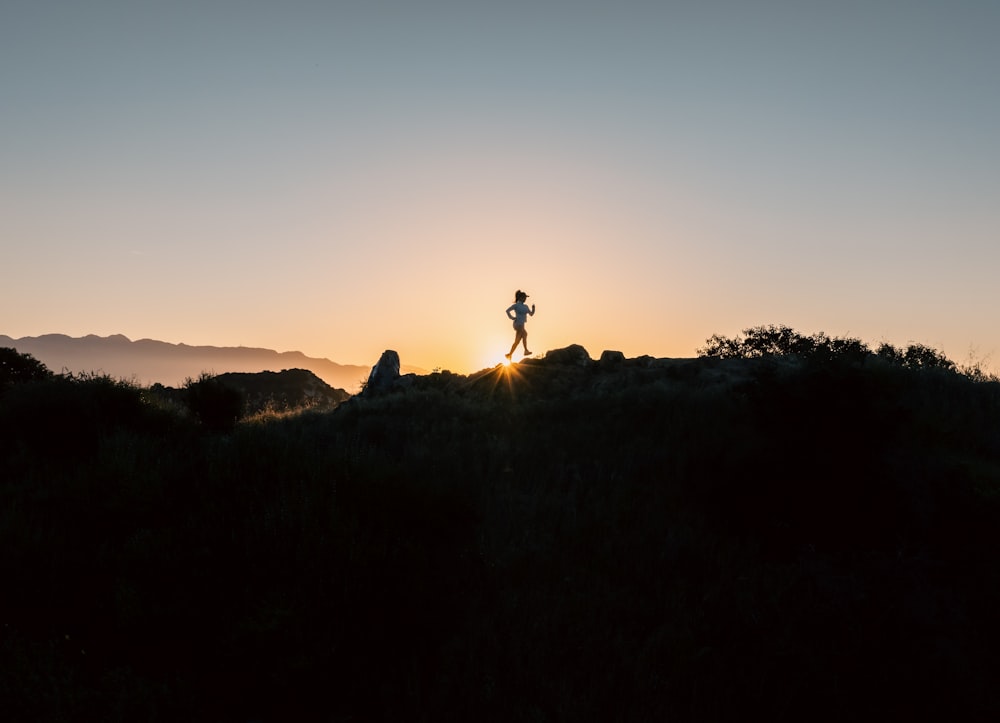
<box><xmin>2</xmin><ymin>345</ymin><xmax>1000</xmax><ymax>721</ymax></box>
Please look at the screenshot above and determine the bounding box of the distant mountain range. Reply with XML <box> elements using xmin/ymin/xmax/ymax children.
<box><xmin>0</xmin><ymin>334</ymin><xmax>424</xmax><ymax>394</ymax></box>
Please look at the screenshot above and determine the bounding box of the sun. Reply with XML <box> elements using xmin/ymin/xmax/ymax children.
<box><xmin>479</xmin><ymin>346</ymin><xmax>512</xmax><ymax>370</ymax></box>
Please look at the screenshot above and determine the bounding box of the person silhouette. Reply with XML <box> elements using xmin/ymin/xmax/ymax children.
<box><xmin>505</xmin><ymin>290</ymin><xmax>535</xmax><ymax>360</ymax></box>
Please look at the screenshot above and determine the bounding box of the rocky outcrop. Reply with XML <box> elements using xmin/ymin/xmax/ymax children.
<box><xmin>529</xmin><ymin>344</ymin><xmax>592</xmax><ymax>367</ymax></box>
<box><xmin>366</xmin><ymin>350</ymin><xmax>401</xmax><ymax>391</ymax></box>
<box><xmin>330</xmin><ymin>343</ymin><xmax>782</xmax><ymax>415</ymax></box>
<box><xmin>360</xmin><ymin>350</ymin><xmax>418</xmax><ymax>396</ymax></box>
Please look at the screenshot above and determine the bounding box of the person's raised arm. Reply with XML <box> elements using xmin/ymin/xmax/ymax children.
<box><xmin>529</xmin><ymin>304</ymin><xmax>536</xmax><ymax>316</ymax></box>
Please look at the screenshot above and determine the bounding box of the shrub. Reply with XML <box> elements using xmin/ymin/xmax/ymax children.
<box><xmin>0</xmin><ymin>347</ymin><xmax>53</xmax><ymax>392</ymax></box>
<box><xmin>700</xmin><ymin>325</ymin><xmax>959</xmax><ymax>374</ymax></box>
<box><xmin>876</xmin><ymin>341</ymin><xmax>956</xmax><ymax>371</ymax></box>
<box><xmin>698</xmin><ymin>324</ymin><xmax>868</xmax><ymax>360</ymax></box>
<box><xmin>183</xmin><ymin>373</ymin><xmax>244</xmax><ymax>431</ymax></box>
<box><xmin>0</xmin><ymin>372</ymin><xmax>149</xmax><ymax>458</ymax></box>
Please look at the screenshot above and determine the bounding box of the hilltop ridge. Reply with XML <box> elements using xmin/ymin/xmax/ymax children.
<box><xmin>357</xmin><ymin>342</ymin><xmax>752</xmax><ymax>402</ymax></box>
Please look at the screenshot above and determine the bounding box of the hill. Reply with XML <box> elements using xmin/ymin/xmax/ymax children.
<box><xmin>0</xmin><ymin>333</ymin><xmax>425</xmax><ymax>393</ymax></box>
<box><xmin>2</xmin><ymin>342</ymin><xmax>1000</xmax><ymax>721</ymax></box>
<box><xmin>148</xmin><ymin>368</ymin><xmax>351</xmax><ymax>418</ymax></box>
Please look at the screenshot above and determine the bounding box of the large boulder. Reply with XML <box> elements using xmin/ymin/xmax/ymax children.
<box><xmin>540</xmin><ymin>344</ymin><xmax>592</xmax><ymax>367</ymax></box>
<box><xmin>367</xmin><ymin>349</ymin><xmax>401</xmax><ymax>389</ymax></box>
<box><xmin>366</xmin><ymin>350</ymin><xmax>401</xmax><ymax>392</ymax></box>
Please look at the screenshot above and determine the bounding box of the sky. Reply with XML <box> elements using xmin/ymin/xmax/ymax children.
<box><xmin>3</xmin><ymin>1</ymin><xmax>998</xmax><ymax>374</ymax></box>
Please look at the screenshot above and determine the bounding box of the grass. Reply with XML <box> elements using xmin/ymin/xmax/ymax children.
<box><xmin>2</xmin><ymin>346</ymin><xmax>1000</xmax><ymax>720</ymax></box>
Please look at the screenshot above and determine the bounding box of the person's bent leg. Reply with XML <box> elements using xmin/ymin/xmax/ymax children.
<box><xmin>507</xmin><ymin>328</ymin><xmax>521</xmax><ymax>358</ymax></box>
<box><xmin>509</xmin><ymin>327</ymin><xmax>526</xmax><ymax>358</ymax></box>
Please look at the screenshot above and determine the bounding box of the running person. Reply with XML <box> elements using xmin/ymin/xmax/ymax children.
<box><xmin>505</xmin><ymin>290</ymin><xmax>535</xmax><ymax>360</ymax></box>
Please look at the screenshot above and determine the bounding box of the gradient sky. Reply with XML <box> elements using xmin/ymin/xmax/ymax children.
<box><xmin>3</xmin><ymin>1</ymin><xmax>998</xmax><ymax>374</ymax></box>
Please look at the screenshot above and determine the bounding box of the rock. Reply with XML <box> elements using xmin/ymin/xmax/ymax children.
<box><xmin>366</xmin><ymin>349</ymin><xmax>401</xmax><ymax>392</ymax></box>
<box><xmin>599</xmin><ymin>350</ymin><xmax>626</xmax><ymax>366</ymax></box>
<box><xmin>542</xmin><ymin>344</ymin><xmax>592</xmax><ymax>367</ymax></box>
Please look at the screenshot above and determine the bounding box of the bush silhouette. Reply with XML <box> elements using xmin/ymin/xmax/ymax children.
<box><xmin>699</xmin><ymin>324</ymin><xmax>957</xmax><ymax>372</ymax></box>
<box><xmin>0</xmin><ymin>372</ymin><xmax>150</xmax><ymax>458</ymax></box>
<box><xmin>876</xmin><ymin>341</ymin><xmax>956</xmax><ymax>370</ymax></box>
<box><xmin>183</xmin><ymin>373</ymin><xmax>244</xmax><ymax>430</ymax></box>
<box><xmin>698</xmin><ymin>324</ymin><xmax>871</xmax><ymax>361</ymax></box>
<box><xmin>0</xmin><ymin>347</ymin><xmax>53</xmax><ymax>392</ymax></box>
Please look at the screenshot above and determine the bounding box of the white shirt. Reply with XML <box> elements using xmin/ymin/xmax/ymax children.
<box><xmin>506</xmin><ymin>302</ymin><xmax>534</xmax><ymax>325</ymax></box>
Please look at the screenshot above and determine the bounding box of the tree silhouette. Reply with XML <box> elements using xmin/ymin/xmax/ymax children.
<box><xmin>0</xmin><ymin>347</ymin><xmax>53</xmax><ymax>392</ymax></box>
<box><xmin>699</xmin><ymin>325</ymin><xmax>954</xmax><ymax>371</ymax></box>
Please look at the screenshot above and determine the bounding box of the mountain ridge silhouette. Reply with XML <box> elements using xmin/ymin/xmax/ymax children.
<box><xmin>0</xmin><ymin>333</ymin><xmax>426</xmax><ymax>394</ymax></box>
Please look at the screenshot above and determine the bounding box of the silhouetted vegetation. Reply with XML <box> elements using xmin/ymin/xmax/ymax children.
<box><xmin>0</xmin><ymin>346</ymin><xmax>54</xmax><ymax>392</ymax></box>
<box><xmin>2</xmin><ymin>338</ymin><xmax>1000</xmax><ymax>721</ymax></box>
<box><xmin>182</xmin><ymin>372</ymin><xmax>246</xmax><ymax>431</ymax></box>
<box><xmin>699</xmin><ymin>323</ymin><xmax>958</xmax><ymax>370</ymax></box>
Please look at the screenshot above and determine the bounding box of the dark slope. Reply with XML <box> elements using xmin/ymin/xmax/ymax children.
<box><xmin>3</xmin><ymin>347</ymin><xmax>1000</xmax><ymax>721</ymax></box>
